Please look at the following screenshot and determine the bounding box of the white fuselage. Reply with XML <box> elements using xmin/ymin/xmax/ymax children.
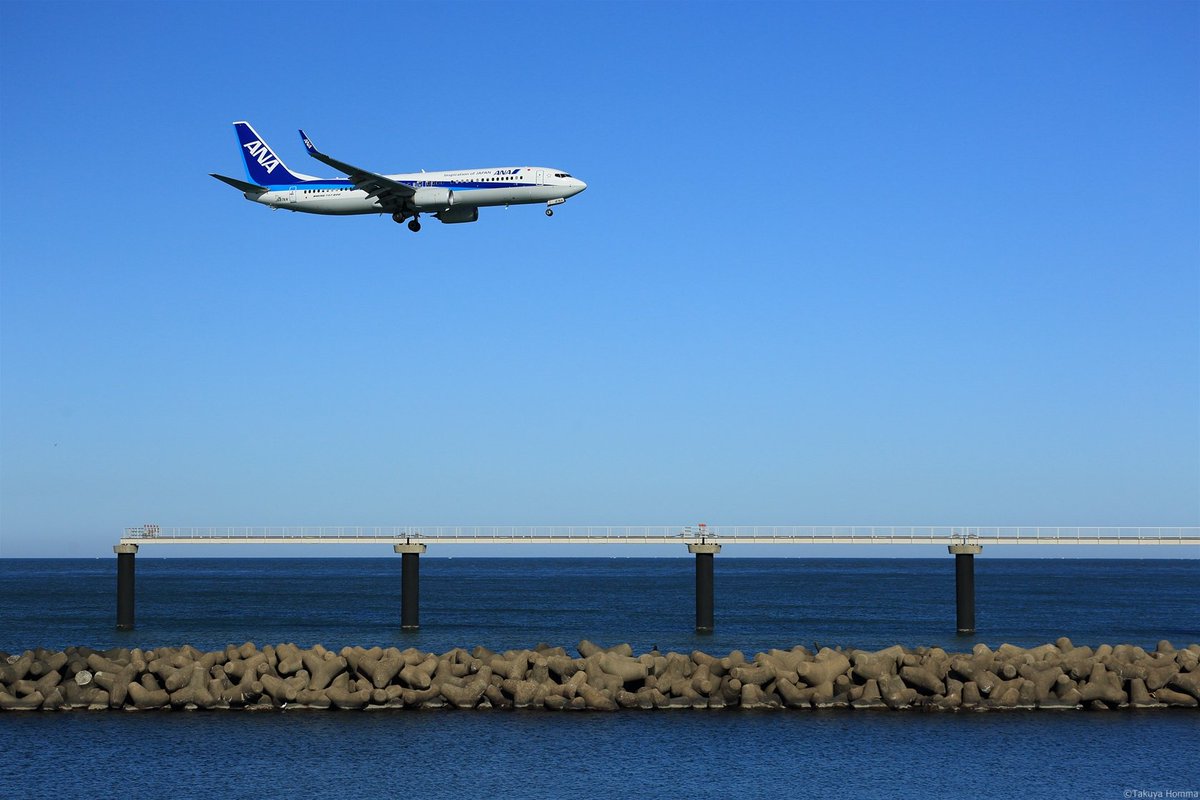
<box><xmin>250</xmin><ymin>167</ymin><xmax>587</xmax><ymax>215</ymax></box>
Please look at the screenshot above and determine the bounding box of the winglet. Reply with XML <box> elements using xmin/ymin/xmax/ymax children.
<box><xmin>299</xmin><ymin>129</ymin><xmax>318</xmax><ymax>155</ymax></box>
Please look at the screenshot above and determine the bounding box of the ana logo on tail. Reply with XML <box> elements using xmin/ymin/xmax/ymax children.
<box><xmin>243</xmin><ymin>140</ymin><xmax>280</xmax><ymax>174</ymax></box>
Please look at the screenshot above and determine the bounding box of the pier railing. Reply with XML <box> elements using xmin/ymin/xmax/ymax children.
<box><xmin>119</xmin><ymin>525</ymin><xmax>1200</xmax><ymax>546</ymax></box>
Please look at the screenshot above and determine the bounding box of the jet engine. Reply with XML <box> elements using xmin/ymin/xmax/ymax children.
<box><xmin>436</xmin><ymin>207</ymin><xmax>479</xmax><ymax>224</ymax></box>
<box><xmin>411</xmin><ymin>187</ymin><xmax>454</xmax><ymax>209</ymax></box>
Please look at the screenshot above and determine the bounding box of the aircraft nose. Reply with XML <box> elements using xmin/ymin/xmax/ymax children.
<box><xmin>574</xmin><ymin>178</ymin><xmax>587</xmax><ymax>194</ymax></box>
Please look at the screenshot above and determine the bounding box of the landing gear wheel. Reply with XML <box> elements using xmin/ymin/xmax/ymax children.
<box><xmin>392</xmin><ymin>213</ymin><xmax>407</xmax><ymax>224</ymax></box>
<box><xmin>545</xmin><ymin>208</ymin><xmax>554</xmax><ymax>217</ymax></box>
<box><xmin>408</xmin><ymin>219</ymin><xmax>421</xmax><ymax>232</ymax></box>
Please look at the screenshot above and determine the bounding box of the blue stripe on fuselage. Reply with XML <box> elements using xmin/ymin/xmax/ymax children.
<box><xmin>265</xmin><ymin>180</ymin><xmax>534</xmax><ymax>191</ymax></box>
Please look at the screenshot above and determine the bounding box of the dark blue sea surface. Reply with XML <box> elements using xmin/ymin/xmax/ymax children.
<box><xmin>4</xmin><ymin>711</ymin><xmax>1199</xmax><ymax>799</ymax></box>
<box><xmin>0</xmin><ymin>557</ymin><xmax>1196</xmax><ymax>653</ymax></box>
<box><xmin>2</xmin><ymin>558</ymin><xmax>1197</xmax><ymax>799</ymax></box>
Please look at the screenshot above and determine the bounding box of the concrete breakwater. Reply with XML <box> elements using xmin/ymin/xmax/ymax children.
<box><xmin>2</xmin><ymin>639</ymin><xmax>1198</xmax><ymax>712</ymax></box>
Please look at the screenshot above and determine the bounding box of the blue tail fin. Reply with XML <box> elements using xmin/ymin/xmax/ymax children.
<box><xmin>232</xmin><ymin>121</ymin><xmax>311</xmax><ymax>186</ymax></box>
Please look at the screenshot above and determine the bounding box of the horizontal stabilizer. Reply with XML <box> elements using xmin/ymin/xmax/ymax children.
<box><xmin>210</xmin><ymin>173</ymin><xmax>267</xmax><ymax>193</ymax></box>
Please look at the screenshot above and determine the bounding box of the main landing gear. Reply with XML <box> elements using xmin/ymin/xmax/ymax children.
<box><xmin>393</xmin><ymin>212</ymin><xmax>421</xmax><ymax>232</ymax></box>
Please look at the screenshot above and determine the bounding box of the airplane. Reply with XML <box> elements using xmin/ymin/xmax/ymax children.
<box><xmin>210</xmin><ymin>122</ymin><xmax>587</xmax><ymax>232</ymax></box>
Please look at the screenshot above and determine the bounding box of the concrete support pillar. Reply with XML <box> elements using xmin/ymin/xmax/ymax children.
<box><xmin>949</xmin><ymin>543</ymin><xmax>983</xmax><ymax>634</ymax></box>
<box><xmin>114</xmin><ymin>543</ymin><xmax>138</xmax><ymax>630</ymax></box>
<box><xmin>394</xmin><ymin>543</ymin><xmax>427</xmax><ymax>630</ymax></box>
<box><xmin>688</xmin><ymin>543</ymin><xmax>721</xmax><ymax>634</ymax></box>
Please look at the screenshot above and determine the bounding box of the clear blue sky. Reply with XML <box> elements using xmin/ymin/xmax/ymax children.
<box><xmin>1</xmin><ymin>1</ymin><xmax>1197</xmax><ymax>558</ymax></box>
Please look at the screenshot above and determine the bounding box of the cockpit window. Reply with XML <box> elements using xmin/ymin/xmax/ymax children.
<box><xmin>554</xmin><ymin>173</ymin><xmax>571</xmax><ymax>178</ymax></box>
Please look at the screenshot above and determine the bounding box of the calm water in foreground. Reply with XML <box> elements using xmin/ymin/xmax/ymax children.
<box><xmin>1</xmin><ymin>557</ymin><xmax>1197</xmax><ymax>798</ymax></box>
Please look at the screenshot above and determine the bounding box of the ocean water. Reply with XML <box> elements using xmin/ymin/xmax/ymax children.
<box><xmin>2</xmin><ymin>557</ymin><xmax>1198</xmax><ymax>798</ymax></box>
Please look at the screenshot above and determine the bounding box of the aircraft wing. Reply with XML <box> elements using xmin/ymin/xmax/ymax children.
<box><xmin>299</xmin><ymin>129</ymin><xmax>415</xmax><ymax>209</ymax></box>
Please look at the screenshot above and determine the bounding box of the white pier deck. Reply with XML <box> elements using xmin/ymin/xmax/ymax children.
<box><xmin>119</xmin><ymin>525</ymin><xmax>1200</xmax><ymax>547</ymax></box>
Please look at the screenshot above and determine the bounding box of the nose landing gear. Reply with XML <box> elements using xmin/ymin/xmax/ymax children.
<box><xmin>545</xmin><ymin>208</ymin><xmax>554</xmax><ymax>217</ymax></box>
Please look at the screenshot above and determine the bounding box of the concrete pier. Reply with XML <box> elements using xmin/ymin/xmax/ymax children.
<box><xmin>114</xmin><ymin>544</ymin><xmax>138</xmax><ymax>630</ymax></box>
<box><xmin>688</xmin><ymin>543</ymin><xmax>721</xmax><ymax>633</ymax></box>
<box><xmin>394</xmin><ymin>543</ymin><xmax>426</xmax><ymax>630</ymax></box>
<box><xmin>949</xmin><ymin>543</ymin><xmax>982</xmax><ymax>634</ymax></box>
<box><xmin>108</xmin><ymin>524</ymin><xmax>1196</xmax><ymax>635</ymax></box>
